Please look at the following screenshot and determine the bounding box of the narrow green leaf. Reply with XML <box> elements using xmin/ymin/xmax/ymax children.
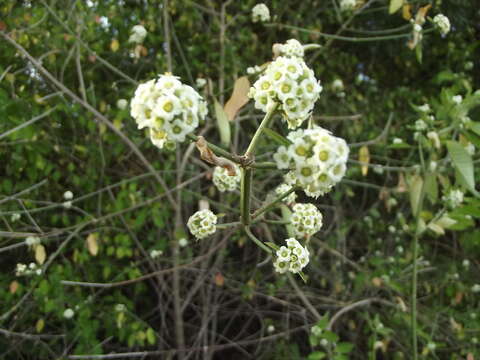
<box><xmin>389</xmin><ymin>0</ymin><xmax>404</xmax><ymax>14</ymax></box>
<box><xmin>214</xmin><ymin>99</ymin><xmax>231</xmax><ymax>147</ymax></box>
<box><xmin>146</xmin><ymin>328</ymin><xmax>156</xmax><ymax>345</ymax></box>
<box><xmin>447</xmin><ymin>140</ymin><xmax>476</xmax><ymax>193</ymax></box>
<box><xmin>424</xmin><ymin>172</ymin><xmax>438</xmax><ymax>204</ymax></box>
<box><xmin>265</xmin><ymin>242</ymin><xmax>280</xmax><ymax>251</ymax></box>
<box><xmin>280</xmin><ymin>204</ymin><xmax>295</xmax><ymax>238</ymax></box>
<box><xmin>409</xmin><ymin>174</ymin><xmax>424</xmax><ymax>216</ymax></box>
<box><xmin>263</xmin><ymin>128</ymin><xmax>292</xmax><ymax>147</ymax></box>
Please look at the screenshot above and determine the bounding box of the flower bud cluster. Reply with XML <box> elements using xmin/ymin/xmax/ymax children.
<box><xmin>273</xmin><ymin>238</ymin><xmax>310</xmax><ymax>274</ymax></box>
<box><xmin>212</xmin><ymin>165</ymin><xmax>241</xmax><ymax>192</ymax></box>
<box><xmin>291</xmin><ymin>203</ymin><xmax>323</xmax><ymax>238</ymax></box>
<box><xmin>16</xmin><ymin>262</ymin><xmax>42</xmax><ymax>276</ymax></box>
<box><xmin>251</xmin><ymin>3</ymin><xmax>270</xmax><ymax>23</ymax></box>
<box><xmin>275</xmin><ymin>39</ymin><xmax>304</xmax><ymax>58</ymax></box>
<box><xmin>340</xmin><ymin>0</ymin><xmax>356</xmax><ymax>11</ymax></box>
<box><xmin>433</xmin><ymin>14</ymin><xmax>451</xmax><ymax>35</ymax></box>
<box><xmin>443</xmin><ymin>189</ymin><xmax>464</xmax><ymax>208</ymax></box>
<box><xmin>187</xmin><ymin>209</ymin><xmax>217</xmax><ymax>239</ymax></box>
<box><xmin>248</xmin><ymin>55</ymin><xmax>322</xmax><ymax>129</ymax></box>
<box><xmin>275</xmin><ymin>183</ymin><xmax>297</xmax><ymax>205</ymax></box>
<box><xmin>274</xmin><ymin>126</ymin><xmax>349</xmax><ymax>197</ymax></box>
<box><xmin>131</xmin><ymin>74</ymin><xmax>208</xmax><ymax>149</ymax></box>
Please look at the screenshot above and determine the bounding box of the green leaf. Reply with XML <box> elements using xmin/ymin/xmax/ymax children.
<box><xmin>336</xmin><ymin>342</ymin><xmax>354</xmax><ymax>354</ymax></box>
<box><xmin>263</xmin><ymin>128</ymin><xmax>292</xmax><ymax>147</ymax></box>
<box><xmin>468</xmin><ymin>122</ymin><xmax>480</xmax><ymax>136</ymax></box>
<box><xmin>146</xmin><ymin>328</ymin><xmax>156</xmax><ymax>345</ymax></box>
<box><xmin>389</xmin><ymin>0</ymin><xmax>403</xmax><ymax>14</ymax></box>
<box><xmin>280</xmin><ymin>204</ymin><xmax>295</xmax><ymax>238</ymax></box>
<box><xmin>214</xmin><ymin>99</ymin><xmax>231</xmax><ymax>147</ymax></box>
<box><xmin>409</xmin><ymin>174</ymin><xmax>424</xmax><ymax>216</ymax></box>
<box><xmin>308</xmin><ymin>352</ymin><xmax>326</xmax><ymax>360</ymax></box>
<box><xmin>447</xmin><ymin>141</ymin><xmax>476</xmax><ymax>194</ymax></box>
<box><xmin>424</xmin><ymin>172</ymin><xmax>438</xmax><ymax>204</ymax></box>
<box><xmin>298</xmin><ymin>271</ymin><xmax>307</xmax><ymax>283</ymax></box>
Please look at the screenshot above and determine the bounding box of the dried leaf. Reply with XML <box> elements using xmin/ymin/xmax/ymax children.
<box><xmin>396</xmin><ymin>173</ymin><xmax>408</xmax><ymax>193</ymax></box>
<box><xmin>224</xmin><ymin>76</ymin><xmax>250</xmax><ymax>121</ymax></box>
<box><xmin>372</xmin><ymin>277</ymin><xmax>383</xmax><ymax>287</ymax></box>
<box><xmin>467</xmin><ymin>353</ymin><xmax>474</xmax><ymax>360</ymax></box>
<box><xmin>86</xmin><ymin>233</ymin><xmax>99</xmax><ymax>256</ymax></box>
<box><xmin>402</xmin><ymin>4</ymin><xmax>412</xmax><ymax>20</ymax></box>
<box><xmin>415</xmin><ymin>4</ymin><xmax>431</xmax><ymax>24</ymax></box>
<box><xmin>195</xmin><ymin>136</ymin><xmax>236</xmax><ymax>175</ymax></box>
<box><xmin>110</xmin><ymin>39</ymin><xmax>120</xmax><ymax>52</ymax></box>
<box><xmin>9</xmin><ymin>281</ymin><xmax>19</xmax><ymax>294</ymax></box>
<box><xmin>35</xmin><ymin>244</ymin><xmax>46</xmax><ymax>265</ymax></box>
<box><xmin>359</xmin><ymin>146</ymin><xmax>370</xmax><ymax>176</ymax></box>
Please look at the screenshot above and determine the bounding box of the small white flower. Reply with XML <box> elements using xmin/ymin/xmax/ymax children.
<box><xmin>273</xmin><ymin>238</ymin><xmax>310</xmax><ymax>274</ymax></box>
<box><xmin>340</xmin><ymin>0</ymin><xmax>356</xmax><ymax>11</ymax></box>
<box><xmin>25</xmin><ymin>236</ymin><xmax>40</xmax><ymax>247</ymax></box>
<box><xmin>63</xmin><ymin>201</ymin><xmax>72</xmax><ymax>209</ymax></box>
<box><xmin>332</xmin><ymin>79</ymin><xmax>344</xmax><ymax>92</ymax></box>
<box><xmin>443</xmin><ymin>189</ymin><xmax>464</xmax><ymax>208</ymax></box>
<box><xmin>388</xmin><ymin>225</ymin><xmax>396</xmax><ymax>233</ymax></box>
<box><xmin>15</xmin><ymin>263</ymin><xmax>27</xmax><ymax>276</ymax></box>
<box><xmin>178</xmin><ymin>238</ymin><xmax>188</xmax><ymax>247</ymax></box>
<box><xmin>320</xmin><ymin>338</ymin><xmax>329</xmax><ymax>347</ymax></box>
<box><xmin>311</xmin><ymin>325</ymin><xmax>322</xmax><ymax>337</ymax></box>
<box><xmin>251</xmin><ymin>3</ymin><xmax>270</xmax><ymax>23</ymax></box>
<box><xmin>465</xmin><ymin>143</ymin><xmax>475</xmax><ymax>156</ymax></box>
<box><xmin>187</xmin><ymin>210</ymin><xmax>217</xmax><ymax>240</ymax></box>
<box><xmin>11</xmin><ymin>213</ymin><xmax>21</xmax><ymax>222</ymax></box>
<box><xmin>63</xmin><ymin>191</ymin><xmax>74</xmax><ymax>200</ymax></box>
<box><xmin>63</xmin><ymin>308</ymin><xmax>75</xmax><ymax>319</ymax></box>
<box><xmin>128</xmin><ymin>25</ymin><xmax>147</xmax><ymax>44</ymax></box>
<box><xmin>413</xmin><ymin>24</ymin><xmax>422</xmax><ymax>33</ymax></box>
<box><xmin>427</xmin><ymin>131</ymin><xmax>441</xmax><ymax>149</ymax></box>
<box><xmin>117</xmin><ymin>99</ymin><xmax>128</xmax><ymax>110</ymax></box>
<box><xmin>150</xmin><ymin>249</ymin><xmax>163</xmax><ymax>259</ymax></box>
<box><xmin>418</xmin><ymin>103</ymin><xmax>430</xmax><ymax>112</ymax></box>
<box><xmin>115</xmin><ymin>304</ymin><xmax>126</xmax><ymax>312</ymax></box>
<box><xmin>267</xmin><ymin>325</ymin><xmax>275</xmax><ymax>333</ymax></box>
<box><xmin>433</xmin><ymin>14</ymin><xmax>451</xmax><ymax>35</ymax></box>
<box><xmin>472</xmin><ymin>284</ymin><xmax>480</xmax><ymax>293</ymax></box>
<box><xmin>452</xmin><ymin>95</ymin><xmax>463</xmax><ymax>104</ymax></box>
<box><xmin>393</xmin><ymin>138</ymin><xmax>403</xmax><ymax>144</ymax></box>
<box><xmin>429</xmin><ymin>161</ymin><xmax>437</xmax><ymax>172</ymax></box>
<box><xmin>196</xmin><ymin>78</ymin><xmax>207</xmax><ymax>88</ymax></box>
<box><xmin>462</xmin><ymin>259</ymin><xmax>470</xmax><ymax>268</ymax></box>
<box><xmin>415</xmin><ymin>119</ymin><xmax>427</xmax><ymax>132</ymax></box>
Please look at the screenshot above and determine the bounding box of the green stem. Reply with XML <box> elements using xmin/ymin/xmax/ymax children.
<box><xmin>244</xmin><ymin>226</ymin><xmax>272</xmax><ymax>254</ymax></box>
<box><xmin>240</xmin><ymin>168</ymin><xmax>253</xmax><ymax>225</ymax></box>
<box><xmin>216</xmin><ymin>221</ymin><xmax>241</xmax><ymax>229</ymax></box>
<box><xmin>244</xmin><ymin>103</ymin><xmax>279</xmax><ymax>158</ymax></box>
<box><xmin>251</xmin><ymin>161</ymin><xmax>278</xmax><ymax>170</ymax></box>
<box><xmin>252</xmin><ymin>187</ymin><xmax>297</xmax><ymax>219</ymax></box>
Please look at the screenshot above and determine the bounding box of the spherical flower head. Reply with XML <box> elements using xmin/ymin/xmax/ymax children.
<box><xmin>274</xmin><ymin>126</ymin><xmax>349</xmax><ymax>198</ymax></box>
<box><xmin>275</xmin><ymin>183</ymin><xmax>296</xmax><ymax>205</ymax></box>
<box><xmin>273</xmin><ymin>238</ymin><xmax>310</xmax><ymax>274</ymax></box>
<box><xmin>212</xmin><ymin>164</ymin><xmax>241</xmax><ymax>192</ymax></box>
<box><xmin>249</xmin><ymin>56</ymin><xmax>322</xmax><ymax>129</ymax></box>
<box><xmin>131</xmin><ymin>74</ymin><xmax>208</xmax><ymax>149</ymax></box>
<box><xmin>187</xmin><ymin>209</ymin><xmax>217</xmax><ymax>240</ymax></box>
<box><xmin>178</xmin><ymin>238</ymin><xmax>188</xmax><ymax>247</ymax></box>
<box><xmin>418</xmin><ymin>103</ymin><xmax>431</xmax><ymax>113</ymax></box>
<box><xmin>251</xmin><ymin>3</ymin><xmax>270</xmax><ymax>23</ymax></box>
<box><xmin>63</xmin><ymin>308</ymin><xmax>75</xmax><ymax>319</ymax></box>
<box><xmin>340</xmin><ymin>0</ymin><xmax>356</xmax><ymax>11</ymax></box>
<box><xmin>277</xmin><ymin>39</ymin><xmax>304</xmax><ymax>58</ymax></box>
<box><xmin>150</xmin><ymin>249</ymin><xmax>163</xmax><ymax>258</ymax></box>
<box><xmin>25</xmin><ymin>236</ymin><xmax>40</xmax><ymax>247</ymax></box>
<box><xmin>433</xmin><ymin>14</ymin><xmax>451</xmax><ymax>35</ymax></box>
<box><xmin>129</xmin><ymin>25</ymin><xmax>147</xmax><ymax>44</ymax></box>
<box><xmin>452</xmin><ymin>95</ymin><xmax>462</xmax><ymax>104</ymax></box>
<box><xmin>332</xmin><ymin>79</ymin><xmax>344</xmax><ymax>92</ymax></box>
<box><xmin>63</xmin><ymin>190</ymin><xmax>74</xmax><ymax>200</ymax></box>
<box><xmin>196</xmin><ymin>78</ymin><xmax>207</xmax><ymax>88</ymax></box>
<box><xmin>414</xmin><ymin>119</ymin><xmax>427</xmax><ymax>132</ymax></box>
<box><xmin>291</xmin><ymin>203</ymin><xmax>323</xmax><ymax>238</ymax></box>
<box><xmin>117</xmin><ymin>99</ymin><xmax>128</xmax><ymax>110</ymax></box>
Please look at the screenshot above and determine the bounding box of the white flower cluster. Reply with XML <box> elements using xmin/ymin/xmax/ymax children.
<box><xmin>131</xmin><ymin>74</ymin><xmax>208</xmax><ymax>149</ymax></box>
<box><xmin>275</xmin><ymin>39</ymin><xmax>304</xmax><ymax>58</ymax></box>
<box><xmin>187</xmin><ymin>209</ymin><xmax>217</xmax><ymax>239</ymax></box>
<box><xmin>251</xmin><ymin>3</ymin><xmax>270</xmax><ymax>23</ymax></box>
<box><xmin>275</xmin><ymin>183</ymin><xmax>297</xmax><ymax>205</ymax></box>
<box><xmin>128</xmin><ymin>25</ymin><xmax>147</xmax><ymax>44</ymax></box>
<box><xmin>291</xmin><ymin>203</ymin><xmax>323</xmax><ymax>238</ymax></box>
<box><xmin>212</xmin><ymin>165</ymin><xmax>241</xmax><ymax>192</ymax></box>
<box><xmin>150</xmin><ymin>249</ymin><xmax>163</xmax><ymax>259</ymax></box>
<box><xmin>63</xmin><ymin>308</ymin><xmax>75</xmax><ymax>319</ymax></box>
<box><xmin>16</xmin><ymin>262</ymin><xmax>42</xmax><ymax>276</ymax></box>
<box><xmin>273</xmin><ymin>238</ymin><xmax>310</xmax><ymax>274</ymax></box>
<box><xmin>274</xmin><ymin>126</ymin><xmax>349</xmax><ymax>197</ymax></box>
<box><xmin>11</xmin><ymin>213</ymin><xmax>21</xmax><ymax>222</ymax></box>
<box><xmin>433</xmin><ymin>14</ymin><xmax>451</xmax><ymax>35</ymax></box>
<box><xmin>248</xmin><ymin>55</ymin><xmax>322</xmax><ymax>129</ymax></box>
<box><xmin>340</xmin><ymin>0</ymin><xmax>356</xmax><ymax>11</ymax></box>
<box><xmin>246</xmin><ymin>65</ymin><xmax>263</xmax><ymax>75</ymax></box>
<box><xmin>443</xmin><ymin>189</ymin><xmax>464</xmax><ymax>208</ymax></box>
<box><xmin>117</xmin><ymin>99</ymin><xmax>128</xmax><ymax>110</ymax></box>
